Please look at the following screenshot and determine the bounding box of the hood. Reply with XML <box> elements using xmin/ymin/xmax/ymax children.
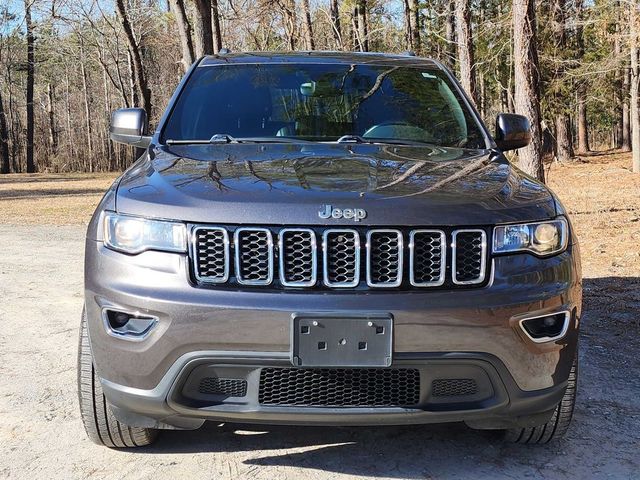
<box><xmin>115</xmin><ymin>143</ymin><xmax>556</xmax><ymax>226</ymax></box>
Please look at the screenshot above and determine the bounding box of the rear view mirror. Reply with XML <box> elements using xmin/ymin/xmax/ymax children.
<box><xmin>110</xmin><ymin>108</ymin><xmax>151</xmax><ymax>148</ymax></box>
<box><xmin>495</xmin><ymin>113</ymin><xmax>532</xmax><ymax>151</ymax></box>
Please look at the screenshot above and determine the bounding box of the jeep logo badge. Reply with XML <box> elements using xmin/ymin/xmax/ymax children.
<box><xmin>318</xmin><ymin>204</ymin><xmax>367</xmax><ymax>222</ymax></box>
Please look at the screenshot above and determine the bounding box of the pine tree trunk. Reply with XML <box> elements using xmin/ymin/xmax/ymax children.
<box><xmin>445</xmin><ymin>1</ymin><xmax>456</xmax><ymax>69</ymax></box>
<box><xmin>0</xmin><ymin>89</ymin><xmax>10</xmax><ymax>174</ymax></box>
<box><xmin>301</xmin><ymin>0</ymin><xmax>315</xmax><ymax>50</ymax></box>
<box><xmin>79</xmin><ymin>42</ymin><xmax>94</xmax><ymax>167</ymax></box>
<box><xmin>356</xmin><ymin>0</ymin><xmax>368</xmax><ymax>52</ymax></box>
<box><xmin>212</xmin><ymin>0</ymin><xmax>223</xmax><ymax>53</ymax></box>
<box><xmin>330</xmin><ymin>0</ymin><xmax>342</xmax><ymax>48</ymax></box>
<box><xmin>193</xmin><ymin>0</ymin><xmax>214</xmax><ymax>57</ymax></box>
<box><xmin>575</xmin><ymin>0</ymin><xmax>589</xmax><ymax>154</ymax></box>
<box><xmin>455</xmin><ymin>0</ymin><xmax>477</xmax><ymax>105</ymax></box>
<box><xmin>169</xmin><ymin>0</ymin><xmax>195</xmax><ymax>71</ymax></box>
<box><xmin>513</xmin><ymin>0</ymin><xmax>545</xmax><ymax>182</ymax></box>
<box><xmin>577</xmin><ymin>88</ymin><xmax>589</xmax><ymax>154</ymax></box>
<box><xmin>24</xmin><ymin>0</ymin><xmax>36</xmax><ymax>173</ymax></box>
<box><xmin>552</xmin><ymin>0</ymin><xmax>574</xmax><ymax>159</ymax></box>
<box><xmin>555</xmin><ymin>114</ymin><xmax>573</xmax><ymax>162</ymax></box>
<box><xmin>631</xmin><ymin>5</ymin><xmax>640</xmax><ymax>173</ymax></box>
<box><xmin>622</xmin><ymin>63</ymin><xmax>631</xmax><ymax>152</ymax></box>
<box><xmin>47</xmin><ymin>83</ymin><xmax>57</xmax><ymax>155</ymax></box>
<box><xmin>404</xmin><ymin>0</ymin><xmax>420</xmax><ymax>53</ymax></box>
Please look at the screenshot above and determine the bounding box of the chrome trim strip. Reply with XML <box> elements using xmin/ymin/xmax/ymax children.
<box><xmin>451</xmin><ymin>229</ymin><xmax>487</xmax><ymax>285</ymax></box>
<box><xmin>234</xmin><ymin>227</ymin><xmax>274</xmax><ymax>286</ymax></box>
<box><xmin>322</xmin><ymin>229</ymin><xmax>360</xmax><ymax>288</ymax></box>
<box><xmin>366</xmin><ymin>229</ymin><xmax>403</xmax><ymax>288</ymax></box>
<box><xmin>279</xmin><ymin>228</ymin><xmax>317</xmax><ymax>287</ymax></box>
<box><xmin>191</xmin><ymin>226</ymin><xmax>230</xmax><ymax>284</ymax></box>
<box><xmin>518</xmin><ymin>311</ymin><xmax>571</xmax><ymax>343</ymax></box>
<box><xmin>101</xmin><ymin>307</ymin><xmax>158</xmax><ymax>342</ymax></box>
<box><xmin>408</xmin><ymin>229</ymin><xmax>446</xmax><ymax>287</ymax></box>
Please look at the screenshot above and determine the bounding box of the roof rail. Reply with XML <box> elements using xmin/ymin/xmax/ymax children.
<box><xmin>403</xmin><ymin>51</ymin><xmax>416</xmax><ymax>57</ymax></box>
<box><xmin>218</xmin><ymin>48</ymin><xmax>231</xmax><ymax>54</ymax></box>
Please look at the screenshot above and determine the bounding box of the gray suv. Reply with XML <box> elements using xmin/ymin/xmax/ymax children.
<box><xmin>78</xmin><ymin>52</ymin><xmax>581</xmax><ymax>448</ymax></box>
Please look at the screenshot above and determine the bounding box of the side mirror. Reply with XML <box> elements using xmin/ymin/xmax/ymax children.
<box><xmin>110</xmin><ymin>108</ymin><xmax>151</xmax><ymax>148</ymax></box>
<box><xmin>495</xmin><ymin>113</ymin><xmax>532</xmax><ymax>151</ymax></box>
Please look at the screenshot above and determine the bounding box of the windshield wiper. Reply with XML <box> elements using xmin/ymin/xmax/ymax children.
<box><xmin>165</xmin><ymin>135</ymin><xmax>316</xmax><ymax>145</ymax></box>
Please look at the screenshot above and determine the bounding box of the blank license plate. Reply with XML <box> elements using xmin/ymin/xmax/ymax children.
<box><xmin>291</xmin><ymin>314</ymin><xmax>393</xmax><ymax>367</ymax></box>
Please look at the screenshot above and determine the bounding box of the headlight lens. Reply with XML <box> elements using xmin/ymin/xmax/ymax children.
<box><xmin>103</xmin><ymin>212</ymin><xmax>187</xmax><ymax>254</ymax></box>
<box><xmin>493</xmin><ymin>218</ymin><xmax>568</xmax><ymax>256</ymax></box>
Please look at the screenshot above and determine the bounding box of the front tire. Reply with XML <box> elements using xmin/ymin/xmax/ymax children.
<box><xmin>77</xmin><ymin>309</ymin><xmax>158</xmax><ymax>448</ymax></box>
<box><xmin>505</xmin><ymin>353</ymin><xmax>578</xmax><ymax>444</ymax></box>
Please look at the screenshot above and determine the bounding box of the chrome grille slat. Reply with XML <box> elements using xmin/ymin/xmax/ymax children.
<box><xmin>279</xmin><ymin>228</ymin><xmax>317</xmax><ymax>287</ymax></box>
<box><xmin>234</xmin><ymin>228</ymin><xmax>274</xmax><ymax>285</ymax></box>
<box><xmin>409</xmin><ymin>230</ymin><xmax>446</xmax><ymax>287</ymax></box>
<box><xmin>191</xmin><ymin>226</ymin><xmax>488</xmax><ymax>289</ymax></box>
<box><xmin>323</xmin><ymin>229</ymin><xmax>360</xmax><ymax>288</ymax></box>
<box><xmin>366</xmin><ymin>229</ymin><xmax>403</xmax><ymax>287</ymax></box>
<box><xmin>452</xmin><ymin>229</ymin><xmax>487</xmax><ymax>285</ymax></box>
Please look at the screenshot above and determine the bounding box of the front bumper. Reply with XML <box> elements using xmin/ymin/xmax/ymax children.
<box><xmin>85</xmin><ymin>239</ymin><xmax>581</xmax><ymax>429</ymax></box>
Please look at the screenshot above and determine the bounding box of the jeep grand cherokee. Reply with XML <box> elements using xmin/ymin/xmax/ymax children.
<box><xmin>78</xmin><ymin>52</ymin><xmax>581</xmax><ymax>448</ymax></box>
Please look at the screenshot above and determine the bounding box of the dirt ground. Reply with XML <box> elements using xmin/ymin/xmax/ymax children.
<box><xmin>0</xmin><ymin>152</ymin><xmax>639</xmax><ymax>479</ymax></box>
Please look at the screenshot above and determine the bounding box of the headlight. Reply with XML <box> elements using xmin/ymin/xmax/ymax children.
<box><xmin>493</xmin><ymin>218</ymin><xmax>568</xmax><ymax>256</ymax></box>
<box><xmin>103</xmin><ymin>212</ymin><xmax>187</xmax><ymax>254</ymax></box>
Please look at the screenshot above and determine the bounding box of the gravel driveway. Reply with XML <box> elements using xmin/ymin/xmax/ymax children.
<box><xmin>1</xmin><ymin>224</ymin><xmax>639</xmax><ymax>480</ymax></box>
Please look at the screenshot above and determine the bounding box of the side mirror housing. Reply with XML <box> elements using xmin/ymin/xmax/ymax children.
<box><xmin>110</xmin><ymin>108</ymin><xmax>151</xmax><ymax>148</ymax></box>
<box><xmin>495</xmin><ymin>113</ymin><xmax>532</xmax><ymax>151</ymax></box>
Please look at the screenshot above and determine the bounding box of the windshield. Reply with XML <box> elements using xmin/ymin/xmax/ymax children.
<box><xmin>161</xmin><ymin>63</ymin><xmax>487</xmax><ymax>148</ymax></box>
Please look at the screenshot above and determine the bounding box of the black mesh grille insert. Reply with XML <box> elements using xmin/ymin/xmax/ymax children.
<box><xmin>431</xmin><ymin>378</ymin><xmax>478</xmax><ymax>397</ymax></box>
<box><xmin>280</xmin><ymin>229</ymin><xmax>315</xmax><ymax>285</ymax></box>
<box><xmin>411</xmin><ymin>231</ymin><xmax>444</xmax><ymax>285</ymax></box>
<box><xmin>194</xmin><ymin>228</ymin><xmax>228</xmax><ymax>282</ymax></box>
<box><xmin>324</xmin><ymin>230</ymin><xmax>359</xmax><ymax>286</ymax></box>
<box><xmin>453</xmin><ymin>231</ymin><xmax>485</xmax><ymax>284</ymax></box>
<box><xmin>236</xmin><ymin>229</ymin><xmax>272</xmax><ymax>284</ymax></box>
<box><xmin>259</xmin><ymin>368</ymin><xmax>420</xmax><ymax>407</ymax></box>
<box><xmin>198</xmin><ymin>377</ymin><xmax>247</xmax><ymax>397</ymax></box>
<box><xmin>368</xmin><ymin>230</ymin><xmax>402</xmax><ymax>286</ymax></box>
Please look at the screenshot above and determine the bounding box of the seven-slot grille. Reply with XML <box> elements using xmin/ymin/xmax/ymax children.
<box><xmin>191</xmin><ymin>226</ymin><xmax>488</xmax><ymax>289</ymax></box>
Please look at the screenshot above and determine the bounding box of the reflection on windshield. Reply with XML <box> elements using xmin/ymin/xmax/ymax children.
<box><xmin>162</xmin><ymin>64</ymin><xmax>486</xmax><ymax>149</ymax></box>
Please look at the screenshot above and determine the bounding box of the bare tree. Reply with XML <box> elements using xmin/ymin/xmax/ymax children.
<box><xmin>330</xmin><ymin>0</ymin><xmax>342</xmax><ymax>48</ymax></box>
<box><xmin>301</xmin><ymin>0</ymin><xmax>315</xmax><ymax>50</ymax></box>
<box><xmin>513</xmin><ymin>0</ymin><xmax>545</xmax><ymax>182</ymax></box>
<box><xmin>115</xmin><ymin>0</ymin><xmax>152</xmax><ymax>116</ymax></box>
<box><xmin>169</xmin><ymin>0</ymin><xmax>194</xmax><ymax>70</ymax></box>
<box><xmin>455</xmin><ymin>0</ymin><xmax>476</xmax><ymax>105</ymax></box>
<box><xmin>25</xmin><ymin>0</ymin><xmax>36</xmax><ymax>173</ymax></box>
<box><xmin>0</xmin><ymin>89</ymin><xmax>9</xmax><ymax>173</ymax></box>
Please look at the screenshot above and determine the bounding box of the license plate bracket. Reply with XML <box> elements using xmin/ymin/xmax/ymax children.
<box><xmin>291</xmin><ymin>313</ymin><xmax>393</xmax><ymax>367</ymax></box>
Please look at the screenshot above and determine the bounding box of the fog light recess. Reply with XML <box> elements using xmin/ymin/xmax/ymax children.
<box><xmin>519</xmin><ymin>311</ymin><xmax>570</xmax><ymax>343</ymax></box>
<box><xmin>102</xmin><ymin>308</ymin><xmax>158</xmax><ymax>341</ymax></box>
